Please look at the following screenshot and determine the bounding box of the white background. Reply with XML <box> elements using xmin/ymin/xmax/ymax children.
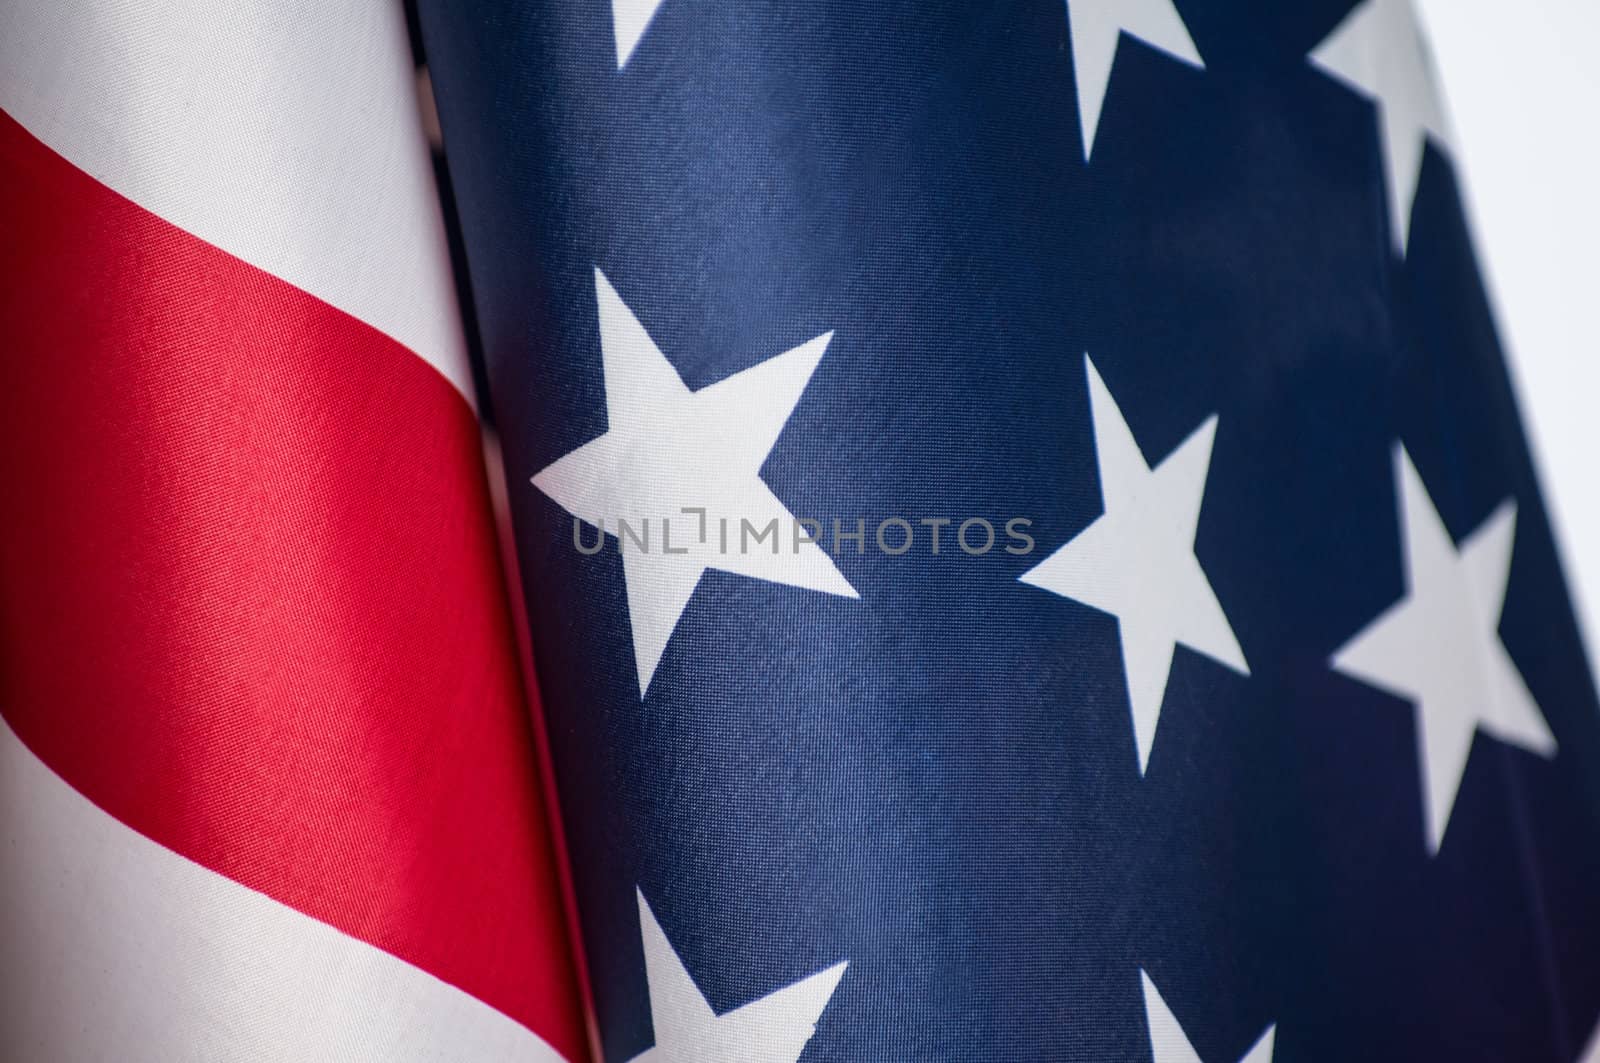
<box><xmin>1415</xmin><ymin>0</ymin><xmax>1600</xmax><ymax>672</ymax></box>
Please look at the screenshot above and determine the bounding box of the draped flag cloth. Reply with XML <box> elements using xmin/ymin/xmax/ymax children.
<box><xmin>414</xmin><ymin>1</ymin><xmax>1600</xmax><ymax>1060</ymax></box>
<box><xmin>6</xmin><ymin>1</ymin><xmax>1600</xmax><ymax>1061</ymax></box>
<box><xmin>0</xmin><ymin>2</ymin><xmax>584</xmax><ymax>1059</ymax></box>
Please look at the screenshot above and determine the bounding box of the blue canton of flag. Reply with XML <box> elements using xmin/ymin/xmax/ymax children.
<box><xmin>416</xmin><ymin>0</ymin><xmax>1600</xmax><ymax>1058</ymax></box>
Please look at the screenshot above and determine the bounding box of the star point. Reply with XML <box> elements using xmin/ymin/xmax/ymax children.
<box><xmin>628</xmin><ymin>889</ymin><xmax>847</xmax><ymax>1063</ymax></box>
<box><xmin>533</xmin><ymin>269</ymin><xmax>856</xmax><ymax>697</ymax></box>
<box><xmin>1064</xmin><ymin>0</ymin><xmax>1204</xmax><ymax>161</ymax></box>
<box><xmin>1331</xmin><ymin>444</ymin><xmax>1556</xmax><ymax>854</ymax></box>
<box><xmin>1022</xmin><ymin>354</ymin><xmax>1247</xmax><ymax>775</ymax></box>
<box><xmin>612</xmin><ymin>0</ymin><xmax>667</xmax><ymax>68</ymax></box>
<box><xmin>1142</xmin><ymin>970</ymin><xmax>1276</xmax><ymax>1063</ymax></box>
<box><xmin>1309</xmin><ymin>0</ymin><xmax>1453</xmax><ymax>254</ymax></box>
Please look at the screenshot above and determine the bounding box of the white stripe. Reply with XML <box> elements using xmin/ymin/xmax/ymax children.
<box><xmin>0</xmin><ymin>0</ymin><xmax>474</xmax><ymax>404</ymax></box>
<box><xmin>0</xmin><ymin>717</ymin><xmax>565</xmax><ymax>1063</ymax></box>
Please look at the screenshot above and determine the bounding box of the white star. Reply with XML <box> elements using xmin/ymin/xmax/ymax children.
<box><xmin>1064</xmin><ymin>0</ymin><xmax>1204</xmax><ymax>161</ymax></box>
<box><xmin>612</xmin><ymin>0</ymin><xmax>667</xmax><ymax>68</ymax></box>
<box><xmin>1021</xmin><ymin>355</ymin><xmax>1248</xmax><ymax>775</ymax></box>
<box><xmin>1142</xmin><ymin>970</ymin><xmax>1276</xmax><ymax>1063</ymax></box>
<box><xmin>626</xmin><ymin>889</ymin><xmax>847</xmax><ymax>1063</ymax></box>
<box><xmin>1331</xmin><ymin>444</ymin><xmax>1556</xmax><ymax>854</ymax></box>
<box><xmin>532</xmin><ymin>269</ymin><xmax>857</xmax><ymax>696</ymax></box>
<box><xmin>1309</xmin><ymin>0</ymin><xmax>1453</xmax><ymax>255</ymax></box>
<box><xmin>1581</xmin><ymin>1011</ymin><xmax>1600</xmax><ymax>1063</ymax></box>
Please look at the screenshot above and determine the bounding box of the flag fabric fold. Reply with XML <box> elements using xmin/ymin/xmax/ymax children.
<box><xmin>414</xmin><ymin>1</ymin><xmax>1600</xmax><ymax>1059</ymax></box>
<box><xmin>7</xmin><ymin>0</ymin><xmax>1600</xmax><ymax>1060</ymax></box>
<box><xmin>0</xmin><ymin>2</ymin><xmax>584</xmax><ymax>1059</ymax></box>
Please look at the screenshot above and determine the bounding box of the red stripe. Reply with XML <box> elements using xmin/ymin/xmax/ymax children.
<box><xmin>0</xmin><ymin>110</ymin><xmax>585</xmax><ymax>1059</ymax></box>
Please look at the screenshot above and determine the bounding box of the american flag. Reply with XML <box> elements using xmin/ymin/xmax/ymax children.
<box><xmin>5</xmin><ymin>0</ymin><xmax>1600</xmax><ymax>1060</ymax></box>
<box><xmin>418</xmin><ymin>0</ymin><xmax>1600</xmax><ymax>1058</ymax></box>
<box><xmin>1</xmin><ymin>2</ymin><xmax>581</xmax><ymax>1059</ymax></box>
